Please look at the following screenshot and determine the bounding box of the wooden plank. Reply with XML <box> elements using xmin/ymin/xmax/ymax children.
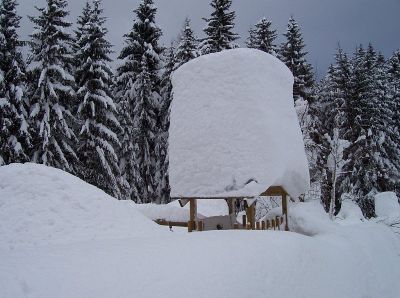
<box><xmin>261</xmin><ymin>221</ymin><xmax>266</xmax><ymax>230</ymax></box>
<box><xmin>197</xmin><ymin>221</ymin><xmax>204</xmax><ymax>232</ymax></box>
<box><xmin>234</xmin><ymin>223</ymin><xmax>239</xmax><ymax>230</ymax></box>
<box><xmin>173</xmin><ymin>196</ymin><xmax>249</xmax><ymax>200</ymax></box>
<box><xmin>266</xmin><ymin>220</ymin><xmax>270</xmax><ymax>230</ymax></box>
<box><xmin>242</xmin><ymin>214</ymin><xmax>247</xmax><ymax>229</ymax></box>
<box><xmin>276</xmin><ymin>216</ymin><xmax>280</xmax><ymax>230</ymax></box>
<box><xmin>256</xmin><ymin>222</ymin><xmax>260</xmax><ymax>230</ymax></box>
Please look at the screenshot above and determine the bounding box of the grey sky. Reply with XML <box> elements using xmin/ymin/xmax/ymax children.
<box><xmin>18</xmin><ymin>0</ymin><xmax>400</xmax><ymax>77</ymax></box>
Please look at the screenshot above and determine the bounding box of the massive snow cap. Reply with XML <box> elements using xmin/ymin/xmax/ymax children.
<box><xmin>170</xmin><ymin>48</ymin><xmax>310</xmax><ymax>198</ymax></box>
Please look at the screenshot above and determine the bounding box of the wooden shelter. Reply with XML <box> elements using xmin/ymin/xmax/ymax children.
<box><xmin>175</xmin><ymin>186</ymin><xmax>289</xmax><ymax>232</ymax></box>
<box><xmin>168</xmin><ymin>50</ymin><xmax>311</xmax><ymax>232</ymax></box>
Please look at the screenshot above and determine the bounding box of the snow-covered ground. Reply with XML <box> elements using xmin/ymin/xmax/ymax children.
<box><xmin>1</xmin><ymin>164</ymin><xmax>400</xmax><ymax>298</ymax></box>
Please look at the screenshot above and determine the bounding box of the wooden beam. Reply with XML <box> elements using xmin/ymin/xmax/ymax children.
<box><xmin>259</xmin><ymin>186</ymin><xmax>287</xmax><ymax>197</ymax></box>
<box><xmin>242</xmin><ymin>214</ymin><xmax>247</xmax><ymax>229</ymax></box>
<box><xmin>154</xmin><ymin>219</ymin><xmax>188</xmax><ymax>227</ymax></box>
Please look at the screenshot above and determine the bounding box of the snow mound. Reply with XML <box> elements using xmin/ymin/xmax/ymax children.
<box><xmin>0</xmin><ymin>163</ymin><xmax>161</xmax><ymax>248</ymax></box>
<box><xmin>136</xmin><ymin>203</ymin><xmax>206</xmax><ymax>222</ymax></box>
<box><xmin>289</xmin><ymin>200</ymin><xmax>335</xmax><ymax>236</ymax></box>
<box><xmin>375</xmin><ymin>192</ymin><xmax>400</xmax><ymax>218</ymax></box>
<box><xmin>170</xmin><ymin>48</ymin><xmax>309</xmax><ymax>199</ymax></box>
<box><xmin>136</xmin><ymin>199</ymin><xmax>229</xmax><ymax>222</ymax></box>
<box><xmin>336</xmin><ymin>200</ymin><xmax>365</xmax><ymax>224</ymax></box>
<box><xmin>170</xmin><ymin>199</ymin><xmax>229</xmax><ymax>217</ymax></box>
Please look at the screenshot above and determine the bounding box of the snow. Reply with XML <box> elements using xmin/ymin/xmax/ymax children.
<box><xmin>375</xmin><ymin>192</ymin><xmax>400</xmax><ymax>218</ymax></box>
<box><xmin>136</xmin><ymin>199</ymin><xmax>229</xmax><ymax>222</ymax></box>
<box><xmin>288</xmin><ymin>200</ymin><xmax>336</xmax><ymax>236</ymax></box>
<box><xmin>336</xmin><ymin>199</ymin><xmax>366</xmax><ymax>224</ymax></box>
<box><xmin>1</xmin><ymin>166</ymin><xmax>400</xmax><ymax>298</ymax></box>
<box><xmin>0</xmin><ymin>163</ymin><xmax>161</xmax><ymax>249</ymax></box>
<box><xmin>170</xmin><ymin>48</ymin><xmax>310</xmax><ymax>199</ymax></box>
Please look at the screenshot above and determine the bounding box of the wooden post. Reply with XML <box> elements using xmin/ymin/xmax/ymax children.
<box><xmin>246</xmin><ymin>204</ymin><xmax>256</xmax><ymax>230</ymax></box>
<box><xmin>234</xmin><ymin>223</ymin><xmax>239</xmax><ymax>230</ymax></box>
<box><xmin>256</xmin><ymin>222</ymin><xmax>260</xmax><ymax>230</ymax></box>
<box><xmin>261</xmin><ymin>221</ymin><xmax>266</xmax><ymax>230</ymax></box>
<box><xmin>228</xmin><ymin>198</ymin><xmax>236</xmax><ymax>215</ymax></box>
<box><xmin>242</xmin><ymin>214</ymin><xmax>247</xmax><ymax>229</ymax></box>
<box><xmin>271</xmin><ymin>219</ymin><xmax>276</xmax><ymax>230</ymax></box>
<box><xmin>266</xmin><ymin>220</ymin><xmax>270</xmax><ymax>230</ymax></box>
<box><xmin>282</xmin><ymin>193</ymin><xmax>289</xmax><ymax>231</ymax></box>
<box><xmin>246</xmin><ymin>222</ymin><xmax>251</xmax><ymax>230</ymax></box>
<box><xmin>188</xmin><ymin>198</ymin><xmax>197</xmax><ymax>233</ymax></box>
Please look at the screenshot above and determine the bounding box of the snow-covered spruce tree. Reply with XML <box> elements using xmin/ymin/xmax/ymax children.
<box><xmin>339</xmin><ymin>45</ymin><xmax>399</xmax><ymax>217</ymax></box>
<box><xmin>27</xmin><ymin>0</ymin><xmax>78</xmax><ymax>173</ymax></box>
<box><xmin>388</xmin><ymin>51</ymin><xmax>400</xmax><ymax>196</ymax></box>
<box><xmin>116</xmin><ymin>0</ymin><xmax>163</xmax><ymax>203</ymax></box>
<box><xmin>74</xmin><ymin>0</ymin><xmax>123</xmax><ymax>198</ymax></box>
<box><xmin>279</xmin><ymin>17</ymin><xmax>314</xmax><ymax>103</ymax></box>
<box><xmin>247</xmin><ymin>17</ymin><xmax>277</xmax><ymax>55</ymax></box>
<box><xmin>73</xmin><ymin>1</ymin><xmax>91</xmax><ymax>55</ymax></box>
<box><xmin>200</xmin><ymin>0</ymin><xmax>239</xmax><ymax>55</ymax></box>
<box><xmin>175</xmin><ymin>18</ymin><xmax>198</xmax><ymax>69</ymax></box>
<box><xmin>156</xmin><ymin>44</ymin><xmax>177</xmax><ymax>204</ymax></box>
<box><xmin>0</xmin><ymin>0</ymin><xmax>30</xmax><ymax>165</ymax></box>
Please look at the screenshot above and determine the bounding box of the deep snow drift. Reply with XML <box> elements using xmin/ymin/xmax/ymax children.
<box><xmin>1</xmin><ymin>164</ymin><xmax>400</xmax><ymax>298</ymax></box>
<box><xmin>169</xmin><ymin>49</ymin><xmax>310</xmax><ymax>199</ymax></box>
<box><xmin>0</xmin><ymin>163</ymin><xmax>161</xmax><ymax>248</ymax></box>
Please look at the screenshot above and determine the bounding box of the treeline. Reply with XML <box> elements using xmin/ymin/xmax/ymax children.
<box><xmin>0</xmin><ymin>0</ymin><xmax>399</xmax><ymax>216</ymax></box>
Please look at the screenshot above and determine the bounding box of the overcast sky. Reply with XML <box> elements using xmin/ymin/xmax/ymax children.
<box><xmin>17</xmin><ymin>0</ymin><xmax>400</xmax><ymax>77</ymax></box>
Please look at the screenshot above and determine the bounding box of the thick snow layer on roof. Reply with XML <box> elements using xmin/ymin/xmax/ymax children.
<box><xmin>170</xmin><ymin>48</ymin><xmax>310</xmax><ymax>198</ymax></box>
<box><xmin>0</xmin><ymin>163</ymin><xmax>161</xmax><ymax>248</ymax></box>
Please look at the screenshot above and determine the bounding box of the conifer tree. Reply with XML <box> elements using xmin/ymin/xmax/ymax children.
<box><xmin>314</xmin><ymin>47</ymin><xmax>352</xmax><ymax>211</ymax></box>
<box><xmin>73</xmin><ymin>2</ymin><xmax>91</xmax><ymax>55</ymax></box>
<box><xmin>27</xmin><ymin>0</ymin><xmax>78</xmax><ymax>173</ymax></box>
<box><xmin>279</xmin><ymin>17</ymin><xmax>314</xmax><ymax>102</ymax></box>
<box><xmin>0</xmin><ymin>0</ymin><xmax>30</xmax><ymax>165</ymax></box>
<box><xmin>156</xmin><ymin>44</ymin><xmax>176</xmax><ymax>204</ymax></box>
<box><xmin>75</xmin><ymin>0</ymin><xmax>122</xmax><ymax>198</ymax></box>
<box><xmin>338</xmin><ymin>45</ymin><xmax>399</xmax><ymax>217</ymax></box>
<box><xmin>200</xmin><ymin>0</ymin><xmax>239</xmax><ymax>55</ymax></box>
<box><xmin>116</xmin><ymin>0</ymin><xmax>163</xmax><ymax>203</ymax></box>
<box><xmin>388</xmin><ymin>51</ymin><xmax>400</xmax><ymax>196</ymax></box>
<box><xmin>247</xmin><ymin>17</ymin><xmax>277</xmax><ymax>55</ymax></box>
<box><xmin>388</xmin><ymin>50</ymin><xmax>400</xmax><ymax>197</ymax></box>
<box><xmin>175</xmin><ymin>18</ymin><xmax>198</xmax><ymax>69</ymax></box>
